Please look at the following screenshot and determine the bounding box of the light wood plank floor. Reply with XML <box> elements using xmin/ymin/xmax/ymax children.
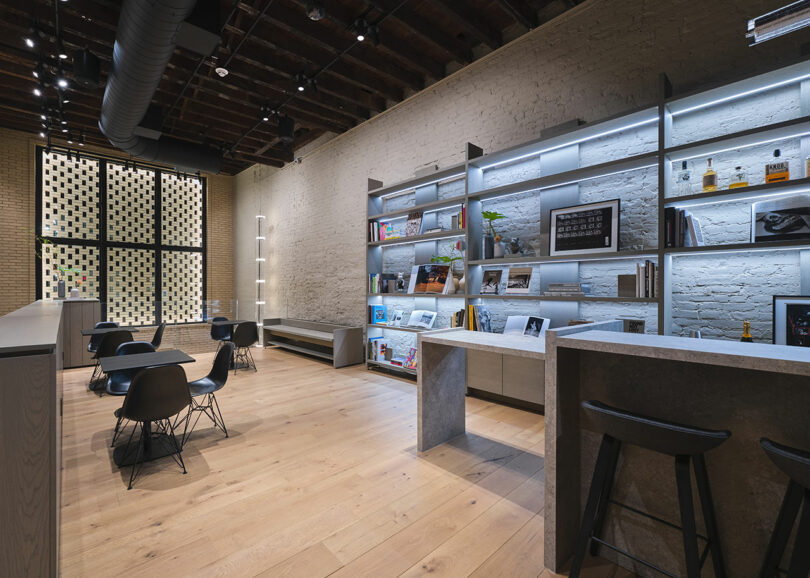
<box><xmin>60</xmin><ymin>347</ymin><xmax>631</xmax><ymax>577</ymax></box>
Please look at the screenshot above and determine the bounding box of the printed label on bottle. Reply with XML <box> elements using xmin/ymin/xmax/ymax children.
<box><xmin>766</xmin><ymin>161</ymin><xmax>789</xmax><ymax>183</ymax></box>
<box><xmin>702</xmin><ymin>174</ymin><xmax>717</xmax><ymax>188</ymax></box>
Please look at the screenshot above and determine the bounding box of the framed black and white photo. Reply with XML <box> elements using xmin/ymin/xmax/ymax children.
<box><xmin>753</xmin><ymin>195</ymin><xmax>810</xmax><ymax>243</ymax></box>
<box><xmin>773</xmin><ymin>295</ymin><xmax>810</xmax><ymax>346</ymax></box>
<box><xmin>505</xmin><ymin>267</ymin><xmax>533</xmax><ymax>294</ymax></box>
<box><xmin>550</xmin><ymin>199</ymin><xmax>620</xmax><ymax>256</ymax></box>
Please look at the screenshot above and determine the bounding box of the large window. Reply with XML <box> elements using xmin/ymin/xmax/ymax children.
<box><xmin>36</xmin><ymin>148</ymin><xmax>206</xmax><ymax>325</ymax></box>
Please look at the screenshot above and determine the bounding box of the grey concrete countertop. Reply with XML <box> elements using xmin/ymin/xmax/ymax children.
<box><xmin>0</xmin><ymin>300</ymin><xmax>63</xmax><ymax>355</ymax></box>
<box><xmin>557</xmin><ymin>330</ymin><xmax>810</xmax><ymax>377</ymax></box>
<box><xmin>419</xmin><ymin>328</ymin><xmax>545</xmax><ymax>359</ymax></box>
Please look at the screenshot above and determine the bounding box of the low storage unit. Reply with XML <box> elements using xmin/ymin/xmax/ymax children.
<box><xmin>263</xmin><ymin>318</ymin><xmax>364</xmax><ymax>368</ymax></box>
<box><xmin>467</xmin><ymin>351</ymin><xmax>545</xmax><ymax>407</ymax></box>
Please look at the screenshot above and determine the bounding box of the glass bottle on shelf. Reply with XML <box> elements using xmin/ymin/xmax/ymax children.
<box><xmin>765</xmin><ymin>149</ymin><xmax>789</xmax><ymax>183</ymax></box>
<box><xmin>676</xmin><ymin>160</ymin><xmax>693</xmax><ymax>195</ymax></box>
<box><xmin>729</xmin><ymin>166</ymin><xmax>748</xmax><ymax>189</ymax></box>
<box><xmin>741</xmin><ymin>321</ymin><xmax>753</xmax><ymax>343</ymax></box>
<box><xmin>702</xmin><ymin>157</ymin><xmax>718</xmax><ymax>192</ymax></box>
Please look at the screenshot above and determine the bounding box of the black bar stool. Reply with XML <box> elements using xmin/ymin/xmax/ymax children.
<box><xmin>570</xmin><ymin>400</ymin><xmax>730</xmax><ymax>578</ymax></box>
<box><xmin>759</xmin><ymin>438</ymin><xmax>810</xmax><ymax>578</ymax></box>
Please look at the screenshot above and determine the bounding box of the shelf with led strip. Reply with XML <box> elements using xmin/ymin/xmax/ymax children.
<box><xmin>367</xmin><ymin>163</ymin><xmax>466</xmax><ymax>198</ymax></box>
<box><xmin>367</xmin><ymin>293</ymin><xmax>465</xmax><ymax>299</ymax></box>
<box><xmin>665</xmin><ymin>177</ymin><xmax>810</xmax><ymax>207</ymax></box>
<box><xmin>368</xmin><ymin>195</ymin><xmax>466</xmax><ymax>221</ymax></box>
<box><xmin>367</xmin><ymin>324</ymin><xmax>430</xmax><ymax>333</ymax></box>
<box><xmin>368</xmin><ymin>228</ymin><xmax>466</xmax><ymax>247</ymax></box>
<box><xmin>366</xmin><ymin>359</ymin><xmax>418</xmax><ymax>375</ymax></box>
<box><xmin>665</xmin><ymin>239</ymin><xmax>810</xmax><ymax>256</ymax></box>
<box><xmin>468</xmin><ymin>294</ymin><xmax>660</xmax><ymax>303</ymax></box>
<box><xmin>468</xmin><ymin>249</ymin><xmax>657</xmax><ymax>267</ymax></box>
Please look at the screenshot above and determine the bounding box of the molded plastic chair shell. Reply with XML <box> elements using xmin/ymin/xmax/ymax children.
<box><xmin>582</xmin><ymin>400</ymin><xmax>730</xmax><ymax>456</ymax></box>
<box><xmin>88</xmin><ymin>321</ymin><xmax>119</xmax><ymax>352</ymax></box>
<box><xmin>121</xmin><ymin>365</ymin><xmax>191</xmax><ymax>424</ymax></box>
<box><xmin>106</xmin><ymin>341</ymin><xmax>156</xmax><ymax>396</ymax></box>
<box><xmin>94</xmin><ymin>330</ymin><xmax>134</xmax><ymax>359</ymax></box>
<box><xmin>151</xmin><ymin>322</ymin><xmax>166</xmax><ymax>349</ymax></box>
<box><xmin>210</xmin><ymin>317</ymin><xmax>231</xmax><ymax>342</ymax></box>
<box><xmin>232</xmin><ymin>321</ymin><xmax>258</xmax><ymax>348</ymax></box>
<box><xmin>762</xmin><ymin>437</ymin><xmax>810</xmax><ymax>490</ymax></box>
<box><xmin>189</xmin><ymin>342</ymin><xmax>234</xmax><ymax>396</ymax></box>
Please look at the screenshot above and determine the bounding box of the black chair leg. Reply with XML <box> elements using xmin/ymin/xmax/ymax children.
<box><xmin>127</xmin><ymin>423</ymin><xmax>146</xmax><ymax>490</ymax></box>
<box><xmin>589</xmin><ymin>437</ymin><xmax>621</xmax><ymax>556</ymax></box>
<box><xmin>786</xmin><ymin>490</ymin><xmax>810</xmax><ymax>578</ymax></box>
<box><xmin>165</xmin><ymin>419</ymin><xmax>187</xmax><ymax>475</ymax></box>
<box><xmin>247</xmin><ymin>346</ymin><xmax>257</xmax><ymax>371</ymax></box>
<box><xmin>569</xmin><ymin>435</ymin><xmax>620</xmax><ymax>578</ymax></box>
<box><xmin>760</xmin><ymin>480</ymin><xmax>803</xmax><ymax>578</ymax></box>
<box><xmin>211</xmin><ymin>393</ymin><xmax>229</xmax><ymax>437</ymax></box>
<box><xmin>693</xmin><ymin>453</ymin><xmax>727</xmax><ymax>578</ymax></box>
<box><xmin>675</xmin><ymin>455</ymin><xmax>701</xmax><ymax>578</ymax></box>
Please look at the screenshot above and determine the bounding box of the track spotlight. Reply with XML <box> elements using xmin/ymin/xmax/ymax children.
<box><xmin>78</xmin><ymin>130</ymin><xmax>85</xmax><ymax>146</ymax></box>
<box><xmin>66</xmin><ymin>132</ymin><xmax>73</xmax><ymax>144</ymax></box>
<box><xmin>294</xmin><ymin>72</ymin><xmax>309</xmax><ymax>92</ymax></box>
<box><xmin>39</xmin><ymin>131</ymin><xmax>46</xmax><ymax>138</ymax></box>
<box><xmin>61</xmin><ymin>126</ymin><xmax>68</xmax><ymax>133</ymax></box>
<box><xmin>56</xmin><ymin>76</ymin><xmax>69</xmax><ymax>89</ymax></box>
<box><xmin>306</xmin><ymin>1</ymin><xmax>325</xmax><ymax>20</ymax></box>
<box><xmin>60</xmin><ymin>92</ymin><xmax>70</xmax><ymax>104</ymax></box>
<box><xmin>24</xmin><ymin>24</ymin><xmax>42</xmax><ymax>49</ymax></box>
<box><xmin>368</xmin><ymin>24</ymin><xmax>380</xmax><ymax>46</ymax></box>
<box><xmin>33</xmin><ymin>86</ymin><xmax>43</xmax><ymax>97</ymax></box>
<box><xmin>353</xmin><ymin>18</ymin><xmax>368</xmax><ymax>41</ymax></box>
<box><xmin>33</xmin><ymin>62</ymin><xmax>43</xmax><ymax>79</ymax></box>
<box><xmin>57</xmin><ymin>39</ymin><xmax>68</xmax><ymax>60</ymax></box>
<box><xmin>260</xmin><ymin>104</ymin><xmax>273</xmax><ymax>122</ymax></box>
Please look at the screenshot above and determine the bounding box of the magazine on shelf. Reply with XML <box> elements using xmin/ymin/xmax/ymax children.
<box><xmin>389</xmin><ymin>310</ymin><xmax>404</xmax><ymax>326</ymax></box>
<box><xmin>406</xmin><ymin>264</ymin><xmax>453</xmax><ymax>294</ymax></box>
<box><xmin>480</xmin><ymin>270</ymin><xmax>502</xmax><ymax>295</ymax></box>
<box><xmin>406</xmin><ymin>310</ymin><xmax>437</xmax><ymax>329</ymax></box>
<box><xmin>405</xmin><ymin>210</ymin><xmax>423</xmax><ymax>237</ymax></box>
<box><xmin>505</xmin><ymin>267</ymin><xmax>533</xmax><ymax>294</ymax></box>
<box><xmin>503</xmin><ymin>316</ymin><xmax>550</xmax><ymax>337</ymax></box>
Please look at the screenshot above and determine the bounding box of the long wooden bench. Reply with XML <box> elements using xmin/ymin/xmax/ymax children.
<box><xmin>263</xmin><ymin>318</ymin><xmax>364</xmax><ymax>368</ymax></box>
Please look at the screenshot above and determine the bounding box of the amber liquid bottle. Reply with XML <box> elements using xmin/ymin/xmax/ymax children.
<box><xmin>740</xmin><ymin>321</ymin><xmax>753</xmax><ymax>343</ymax></box>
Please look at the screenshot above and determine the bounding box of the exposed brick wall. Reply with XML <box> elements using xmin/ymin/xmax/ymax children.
<box><xmin>0</xmin><ymin>127</ymin><xmax>235</xmax><ymax>332</ymax></box>
<box><xmin>234</xmin><ymin>0</ymin><xmax>808</xmax><ymax>342</ymax></box>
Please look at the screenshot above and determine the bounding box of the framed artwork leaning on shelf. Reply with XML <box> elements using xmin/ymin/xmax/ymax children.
<box><xmin>773</xmin><ymin>295</ymin><xmax>810</xmax><ymax>347</ymax></box>
<box><xmin>550</xmin><ymin>199</ymin><xmax>620</xmax><ymax>256</ymax></box>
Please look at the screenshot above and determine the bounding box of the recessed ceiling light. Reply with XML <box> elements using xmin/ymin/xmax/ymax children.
<box><xmin>33</xmin><ymin>87</ymin><xmax>42</xmax><ymax>97</ymax></box>
<box><xmin>306</xmin><ymin>1</ymin><xmax>325</xmax><ymax>20</ymax></box>
<box><xmin>215</xmin><ymin>66</ymin><xmax>228</xmax><ymax>77</ymax></box>
<box><xmin>57</xmin><ymin>77</ymin><xmax>68</xmax><ymax>88</ymax></box>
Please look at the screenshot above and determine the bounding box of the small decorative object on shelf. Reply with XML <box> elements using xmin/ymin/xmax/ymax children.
<box><xmin>702</xmin><ymin>157</ymin><xmax>718</xmax><ymax>192</ymax></box>
<box><xmin>482</xmin><ymin>210</ymin><xmax>506</xmax><ymax>259</ymax></box>
<box><xmin>751</xmin><ymin>195</ymin><xmax>810</xmax><ymax>242</ymax></box>
<box><xmin>396</xmin><ymin>272</ymin><xmax>406</xmax><ymax>292</ymax></box>
<box><xmin>549</xmin><ymin>199</ymin><xmax>620</xmax><ymax>256</ymax></box>
<box><xmin>507</xmin><ymin>237</ymin><xmax>525</xmax><ymax>255</ymax></box>
<box><xmin>765</xmin><ymin>149</ymin><xmax>789</xmax><ymax>183</ymax></box>
<box><xmin>772</xmin><ymin>295</ymin><xmax>810</xmax><ymax>346</ymax></box>
<box><xmin>505</xmin><ymin>267</ymin><xmax>533</xmax><ymax>294</ymax></box>
<box><xmin>676</xmin><ymin>160</ymin><xmax>693</xmax><ymax>196</ymax></box>
<box><xmin>741</xmin><ymin>320</ymin><xmax>754</xmax><ymax>342</ymax></box>
<box><xmin>729</xmin><ymin>166</ymin><xmax>748</xmax><ymax>189</ymax></box>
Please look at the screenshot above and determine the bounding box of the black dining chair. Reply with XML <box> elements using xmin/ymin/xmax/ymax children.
<box><xmin>232</xmin><ymin>321</ymin><xmax>258</xmax><ymax>373</ymax></box>
<box><xmin>151</xmin><ymin>321</ymin><xmax>166</xmax><ymax>349</ymax></box>
<box><xmin>108</xmin><ymin>341</ymin><xmax>157</xmax><ymax>446</ymax></box>
<box><xmin>118</xmin><ymin>365</ymin><xmax>191</xmax><ymax>490</ymax></box>
<box><xmin>210</xmin><ymin>316</ymin><xmax>232</xmax><ymax>352</ymax></box>
<box><xmin>178</xmin><ymin>342</ymin><xmax>235</xmax><ymax>446</ymax></box>
<box><xmin>87</xmin><ymin>322</ymin><xmax>119</xmax><ymax>383</ymax></box>
<box><xmin>89</xmin><ymin>329</ymin><xmax>133</xmax><ymax>391</ymax></box>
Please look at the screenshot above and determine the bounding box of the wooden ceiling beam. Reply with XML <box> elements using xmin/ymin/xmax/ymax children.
<box><xmin>367</xmin><ymin>0</ymin><xmax>473</xmax><ymax>64</ymax></box>
<box><xmin>495</xmin><ymin>0</ymin><xmax>538</xmax><ymax>30</ymax></box>
<box><xmin>433</xmin><ymin>0</ymin><xmax>502</xmax><ymax>50</ymax></box>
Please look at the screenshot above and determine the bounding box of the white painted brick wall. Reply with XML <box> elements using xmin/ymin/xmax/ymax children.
<box><xmin>234</xmin><ymin>0</ymin><xmax>807</xmax><ymax>341</ymax></box>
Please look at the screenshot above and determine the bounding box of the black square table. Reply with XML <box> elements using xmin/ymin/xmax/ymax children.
<box><xmin>209</xmin><ymin>319</ymin><xmax>250</xmax><ymax>327</ymax></box>
<box><xmin>81</xmin><ymin>326</ymin><xmax>140</xmax><ymax>336</ymax></box>
<box><xmin>101</xmin><ymin>349</ymin><xmax>195</xmax><ymax>467</ymax></box>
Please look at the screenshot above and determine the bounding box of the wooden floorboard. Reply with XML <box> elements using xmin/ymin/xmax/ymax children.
<box><xmin>59</xmin><ymin>347</ymin><xmax>626</xmax><ymax>577</ymax></box>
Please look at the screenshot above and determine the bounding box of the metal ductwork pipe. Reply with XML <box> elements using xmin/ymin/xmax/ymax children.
<box><xmin>99</xmin><ymin>0</ymin><xmax>222</xmax><ymax>174</ymax></box>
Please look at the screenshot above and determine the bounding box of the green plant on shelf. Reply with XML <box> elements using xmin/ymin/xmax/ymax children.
<box><xmin>431</xmin><ymin>242</ymin><xmax>465</xmax><ymax>272</ymax></box>
<box><xmin>481</xmin><ymin>210</ymin><xmax>507</xmax><ymax>240</ymax></box>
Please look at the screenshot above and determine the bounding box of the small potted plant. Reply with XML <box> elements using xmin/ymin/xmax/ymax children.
<box><xmin>431</xmin><ymin>241</ymin><xmax>465</xmax><ymax>293</ymax></box>
<box><xmin>481</xmin><ymin>210</ymin><xmax>507</xmax><ymax>259</ymax></box>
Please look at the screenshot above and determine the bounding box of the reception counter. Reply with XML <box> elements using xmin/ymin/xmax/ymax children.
<box><xmin>544</xmin><ymin>330</ymin><xmax>810</xmax><ymax>576</ymax></box>
<box><xmin>0</xmin><ymin>300</ymin><xmax>64</xmax><ymax>577</ymax></box>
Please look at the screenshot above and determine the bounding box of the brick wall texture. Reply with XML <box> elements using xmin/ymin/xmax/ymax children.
<box><xmin>234</xmin><ymin>0</ymin><xmax>809</xmax><ymax>342</ymax></box>
<box><xmin>0</xmin><ymin>127</ymin><xmax>235</xmax><ymax>354</ymax></box>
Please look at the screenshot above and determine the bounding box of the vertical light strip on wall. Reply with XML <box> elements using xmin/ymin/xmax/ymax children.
<box><xmin>256</xmin><ymin>212</ymin><xmax>266</xmax><ymax>338</ymax></box>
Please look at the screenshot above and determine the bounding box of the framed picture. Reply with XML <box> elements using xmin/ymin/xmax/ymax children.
<box><xmin>505</xmin><ymin>267</ymin><xmax>532</xmax><ymax>294</ymax></box>
<box><xmin>773</xmin><ymin>295</ymin><xmax>810</xmax><ymax>346</ymax></box>
<box><xmin>480</xmin><ymin>270</ymin><xmax>502</xmax><ymax>295</ymax></box>
<box><xmin>550</xmin><ymin>199</ymin><xmax>620</xmax><ymax>256</ymax></box>
<box><xmin>753</xmin><ymin>195</ymin><xmax>810</xmax><ymax>243</ymax></box>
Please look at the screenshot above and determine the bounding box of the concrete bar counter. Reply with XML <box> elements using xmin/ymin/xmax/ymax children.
<box><xmin>544</xmin><ymin>330</ymin><xmax>810</xmax><ymax>576</ymax></box>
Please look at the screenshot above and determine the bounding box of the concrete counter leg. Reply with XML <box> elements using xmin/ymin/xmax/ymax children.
<box><xmin>417</xmin><ymin>341</ymin><xmax>467</xmax><ymax>452</ymax></box>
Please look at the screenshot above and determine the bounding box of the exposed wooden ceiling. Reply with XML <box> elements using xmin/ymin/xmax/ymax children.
<box><xmin>0</xmin><ymin>0</ymin><xmax>581</xmax><ymax>174</ymax></box>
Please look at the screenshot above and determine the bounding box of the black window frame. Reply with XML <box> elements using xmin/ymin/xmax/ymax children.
<box><xmin>35</xmin><ymin>146</ymin><xmax>208</xmax><ymax>326</ymax></box>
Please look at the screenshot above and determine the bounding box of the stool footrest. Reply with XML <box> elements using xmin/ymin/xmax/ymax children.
<box><xmin>608</xmin><ymin>499</ymin><xmax>710</xmax><ymax>543</ymax></box>
<box><xmin>591</xmin><ymin>536</ymin><xmax>711</xmax><ymax>578</ymax></box>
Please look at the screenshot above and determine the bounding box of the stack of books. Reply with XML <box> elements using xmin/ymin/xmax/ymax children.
<box><xmin>451</xmin><ymin>304</ymin><xmax>492</xmax><ymax>332</ymax></box>
<box><xmin>544</xmin><ymin>282</ymin><xmax>591</xmax><ymax>297</ymax></box>
<box><xmin>664</xmin><ymin>208</ymin><xmax>704</xmax><ymax>248</ymax></box>
<box><xmin>368</xmin><ymin>221</ymin><xmax>399</xmax><ymax>242</ymax></box>
<box><xmin>636</xmin><ymin>260</ymin><xmax>658</xmax><ymax>298</ymax></box>
<box><xmin>450</xmin><ymin>205</ymin><xmax>466</xmax><ymax>230</ymax></box>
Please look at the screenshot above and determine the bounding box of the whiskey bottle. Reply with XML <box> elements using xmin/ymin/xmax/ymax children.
<box><xmin>676</xmin><ymin>161</ymin><xmax>693</xmax><ymax>195</ymax></box>
<box><xmin>729</xmin><ymin>166</ymin><xmax>748</xmax><ymax>189</ymax></box>
<box><xmin>702</xmin><ymin>157</ymin><xmax>718</xmax><ymax>192</ymax></box>
<box><xmin>741</xmin><ymin>321</ymin><xmax>753</xmax><ymax>343</ymax></box>
<box><xmin>765</xmin><ymin>149</ymin><xmax>789</xmax><ymax>183</ymax></box>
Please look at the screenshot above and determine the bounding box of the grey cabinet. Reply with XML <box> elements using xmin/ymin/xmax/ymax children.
<box><xmin>467</xmin><ymin>351</ymin><xmax>545</xmax><ymax>406</ymax></box>
<box><xmin>61</xmin><ymin>299</ymin><xmax>100</xmax><ymax>368</ymax></box>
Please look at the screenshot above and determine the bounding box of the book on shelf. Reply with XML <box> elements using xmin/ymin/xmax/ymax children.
<box><xmin>453</xmin><ymin>304</ymin><xmax>492</xmax><ymax>332</ymax></box>
<box><xmin>405</xmin><ymin>210</ymin><xmax>423</xmax><ymax>237</ymax></box>
<box><xmin>389</xmin><ymin>309</ymin><xmax>404</xmax><ymax>326</ymax></box>
<box><xmin>665</xmin><ymin>208</ymin><xmax>704</xmax><ymax>248</ymax></box>
<box><xmin>368</xmin><ymin>304</ymin><xmax>387</xmax><ymax>324</ymax></box>
<box><xmin>406</xmin><ymin>310</ymin><xmax>437</xmax><ymax>329</ymax></box>
<box><xmin>481</xmin><ymin>270</ymin><xmax>502</xmax><ymax>294</ymax></box>
<box><xmin>543</xmin><ymin>282</ymin><xmax>591</xmax><ymax>297</ymax></box>
<box><xmin>390</xmin><ymin>357</ymin><xmax>406</xmax><ymax>367</ymax></box>
<box><xmin>406</xmin><ymin>264</ymin><xmax>454</xmax><ymax>294</ymax></box>
<box><xmin>367</xmin><ymin>336</ymin><xmax>390</xmax><ymax>361</ymax></box>
<box><xmin>503</xmin><ymin>316</ymin><xmax>550</xmax><ymax>337</ymax></box>
<box><xmin>404</xmin><ymin>348</ymin><xmax>418</xmax><ymax>369</ymax></box>
<box><xmin>634</xmin><ymin>260</ymin><xmax>658</xmax><ymax>298</ymax></box>
<box><xmin>424</xmin><ymin>227</ymin><xmax>444</xmax><ymax>234</ymax></box>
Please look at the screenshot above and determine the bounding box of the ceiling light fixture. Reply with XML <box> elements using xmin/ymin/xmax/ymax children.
<box><xmin>66</xmin><ymin>132</ymin><xmax>73</xmax><ymax>144</ymax></box>
<box><xmin>56</xmin><ymin>75</ymin><xmax>68</xmax><ymax>88</ymax></box>
<box><xmin>260</xmin><ymin>104</ymin><xmax>273</xmax><ymax>122</ymax></box>
<box><xmin>78</xmin><ymin>130</ymin><xmax>85</xmax><ymax>146</ymax></box>
<box><xmin>215</xmin><ymin>66</ymin><xmax>229</xmax><ymax>77</ymax></box>
<box><xmin>353</xmin><ymin>18</ymin><xmax>368</xmax><ymax>41</ymax></box>
<box><xmin>294</xmin><ymin>72</ymin><xmax>309</xmax><ymax>92</ymax></box>
<box><xmin>747</xmin><ymin>0</ymin><xmax>810</xmax><ymax>45</ymax></box>
<box><xmin>33</xmin><ymin>86</ymin><xmax>43</xmax><ymax>97</ymax></box>
<box><xmin>306</xmin><ymin>1</ymin><xmax>325</xmax><ymax>20</ymax></box>
<box><xmin>39</xmin><ymin>131</ymin><xmax>46</xmax><ymax>138</ymax></box>
<box><xmin>57</xmin><ymin>39</ymin><xmax>68</xmax><ymax>60</ymax></box>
